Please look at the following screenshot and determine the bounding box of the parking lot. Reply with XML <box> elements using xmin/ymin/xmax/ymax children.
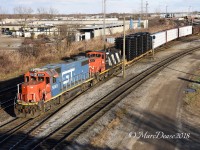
<box><xmin>0</xmin><ymin>34</ymin><xmax>23</xmax><ymax>51</ymax></box>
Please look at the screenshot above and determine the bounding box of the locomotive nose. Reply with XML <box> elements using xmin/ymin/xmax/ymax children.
<box><xmin>21</xmin><ymin>85</ymin><xmax>37</xmax><ymax>102</ymax></box>
<box><xmin>19</xmin><ymin>81</ymin><xmax>45</xmax><ymax>103</ymax></box>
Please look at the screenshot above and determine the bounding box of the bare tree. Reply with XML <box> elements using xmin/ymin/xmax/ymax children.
<box><xmin>0</xmin><ymin>6</ymin><xmax>8</xmax><ymax>21</ymax></box>
<box><xmin>53</xmin><ymin>24</ymin><xmax>79</xmax><ymax>56</ymax></box>
<box><xmin>37</xmin><ymin>7</ymin><xmax>48</xmax><ymax>20</ymax></box>
<box><xmin>48</xmin><ymin>7</ymin><xmax>59</xmax><ymax>19</ymax></box>
<box><xmin>13</xmin><ymin>6</ymin><xmax>34</xmax><ymax>21</ymax></box>
<box><xmin>37</xmin><ymin>7</ymin><xmax>59</xmax><ymax>20</ymax></box>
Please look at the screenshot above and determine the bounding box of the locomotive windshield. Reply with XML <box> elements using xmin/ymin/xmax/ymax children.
<box><xmin>87</xmin><ymin>54</ymin><xmax>102</xmax><ymax>58</ymax></box>
<box><xmin>38</xmin><ymin>77</ymin><xmax>44</xmax><ymax>81</ymax></box>
<box><xmin>31</xmin><ymin>76</ymin><xmax>37</xmax><ymax>81</ymax></box>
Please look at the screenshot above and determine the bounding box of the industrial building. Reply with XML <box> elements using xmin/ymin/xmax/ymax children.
<box><xmin>0</xmin><ymin>18</ymin><xmax>148</xmax><ymax>41</ymax></box>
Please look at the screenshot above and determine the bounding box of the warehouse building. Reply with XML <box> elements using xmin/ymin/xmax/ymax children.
<box><xmin>0</xmin><ymin>18</ymin><xmax>148</xmax><ymax>41</ymax></box>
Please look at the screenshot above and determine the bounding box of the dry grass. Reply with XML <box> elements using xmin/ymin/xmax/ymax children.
<box><xmin>184</xmin><ymin>69</ymin><xmax>200</xmax><ymax>115</ymax></box>
<box><xmin>0</xmin><ymin>37</ymin><xmax>113</xmax><ymax>81</ymax></box>
<box><xmin>90</xmin><ymin>117</ymin><xmax>120</xmax><ymax>147</ymax></box>
<box><xmin>90</xmin><ymin>107</ymin><xmax>129</xmax><ymax>147</ymax></box>
<box><xmin>0</xmin><ymin>51</ymin><xmax>36</xmax><ymax>80</ymax></box>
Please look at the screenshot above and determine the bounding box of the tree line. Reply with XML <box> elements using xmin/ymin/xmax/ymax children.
<box><xmin>0</xmin><ymin>6</ymin><xmax>59</xmax><ymax>20</ymax></box>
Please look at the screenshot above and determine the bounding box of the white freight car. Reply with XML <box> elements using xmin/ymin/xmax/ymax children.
<box><xmin>179</xmin><ymin>26</ymin><xmax>192</xmax><ymax>37</ymax></box>
<box><xmin>167</xmin><ymin>28</ymin><xmax>178</xmax><ymax>42</ymax></box>
<box><xmin>151</xmin><ymin>31</ymin><xmax>167</xmax><ymax>49</ymax></box>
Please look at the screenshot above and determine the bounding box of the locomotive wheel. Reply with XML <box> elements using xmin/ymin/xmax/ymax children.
<box><xmin>31</xmin><ymin>109</ymin><xmax>34</xmax><ymax>116</ymax></box>
<box><xmin>14</xmin><ymin>107</ymin><xmax>25</xmax><ymax>118</ymax></box>
<box><xmin>95</xmin><ymin>72</ymin><xmax>100</xmax><ymax>81</ymax></box>
<box><xmin>81</xmin><ymin>84</ymin><xmax>86</xmax><ymax>92</ymax></box>
<box><xmin>104</xmin><ymin>72</ymin><xmax>108</xmax><ymax>78</ymax></box>
<box><xmin>65</xmin><ymin>92</ymin><xmax>71</xmax><ymax>99</ymax></box>
<box><xmin>92</xmin><ymin>79</ymin><xmax>98</xmax><ymax>86</ymax></box>
<box><xmin>99</xmin><ymin>75</ymin><xmax>104</xmax><ymax>81</ymax></box>
<box><xmin>90</xmin><ymin>81</ymin><xmax>93</xmax><ymax>87</ymax></box>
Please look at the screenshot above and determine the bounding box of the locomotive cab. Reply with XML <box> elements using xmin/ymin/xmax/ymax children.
<box><xmin>17</xmin><ymin>68</ymin><xmax>57</xmax><ymax>104</ymax></box>
<box><xmin>87</xmin><ymin>51</ymin><xmax>106</xmax><ymax>75</ymax></box>
<box><xmin>87</xmin><ymin>49</ymin><xmax>122</xmax><ymax>76</ymax></box>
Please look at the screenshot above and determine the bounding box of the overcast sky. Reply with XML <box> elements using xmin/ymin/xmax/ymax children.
<box><xmin>0</xmin><ymin>0</ymin><xmax>199</xmax><ymax>14</ymax></box>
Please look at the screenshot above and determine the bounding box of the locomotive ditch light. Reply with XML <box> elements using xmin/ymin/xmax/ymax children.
<box><xmin>53</xmin><ymin>73</ymin><xmax>59</xmax><ymax>78</ymax></box>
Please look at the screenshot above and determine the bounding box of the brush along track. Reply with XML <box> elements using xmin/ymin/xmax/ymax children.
<box><xmin>28</xmin><ymin>46</ymin><xmax>200</xmax><ymax>150</ymax></box>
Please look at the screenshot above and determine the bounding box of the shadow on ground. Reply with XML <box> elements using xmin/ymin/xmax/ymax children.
<box><xmin>115</xmin><ymin>106</ymin><xmax>200</xmax><ymax>150</ymax></box>
<box><xmin>0</xmin><ymin>105</ymin><xmax>199</xmax><ymax>150</ymax></box>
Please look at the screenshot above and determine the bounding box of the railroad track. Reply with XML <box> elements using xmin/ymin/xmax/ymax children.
<box><xmin>0</xmin><ymin>98</ymin><xmax>15</xmax><ymax>110</ymax></box>
<box><xmin>0</xmin><ymin>86</ymin><xmax>18</xmax><ymax>112</ymax></box>
<box><xmin>0</xmin><ymin>85</ymin><xmax>17</xmax><ymax>95</ymax></box>
<box><xmin>18</xmin><ymin>46</ymin><xmax>200</xmax><ymax>150</ymax></box>
<box><xmin>0</xmin><ymin>75</ymin><xmax>114</xmax><ymax>150</ymax></box>
<box><xmin>0</xmin><ymin>95</ymin><xmax>77</xmax><ymax>150</ymax></box>
<box><xmin>0</xmin><ymin>118</ymin><xmax>31</xmax><ymax>141</ymax></box>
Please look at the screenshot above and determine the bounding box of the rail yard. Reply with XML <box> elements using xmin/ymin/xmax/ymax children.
<box><xmin>1</xmin><ymin>1</ymin><xmax>200</xmax><ymax>149</ymax></box>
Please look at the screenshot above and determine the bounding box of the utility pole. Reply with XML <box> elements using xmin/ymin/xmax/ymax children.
<box><xmin>123</xmin><ymin>15</ymin><xmax>126</xmax><ymax>79</ymax></box>
<box><xmin>188</xmin><ymin>6</ymin><xmax>192</xmax><ymax>25</ymax></box>
<box><xmin>145</xmin><ymin>1</ymin><xmax>148</xmax><ymax>29</ymax></box>
<box><xmin>141</xmin><ymin>0</ymin><xmax>143</xmax><ymax>19</ymax></box>
<box><xmin>166</xmin><ymin>5</ymin><xmax>168</xmax><ymax>17</ymax></box>
<box><xmin>103</xmin><ymin>0</ymin><xmax>106</xmax><ymax>50</ymax></box>
<box><xmin>102</xmin><ymin>0</ymin><xmax>104</xmax><ymax>15</ymax></box>
<box><xmin>188</xmin><ymin>6</ymin><xmax>191</xmax><ymax>16</ymax></box>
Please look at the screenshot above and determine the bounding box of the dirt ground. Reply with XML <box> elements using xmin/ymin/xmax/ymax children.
<box><xmin>0</xmin><ymin>34</ymin><xmax>23</xmax><ymax>50</ymax></box>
